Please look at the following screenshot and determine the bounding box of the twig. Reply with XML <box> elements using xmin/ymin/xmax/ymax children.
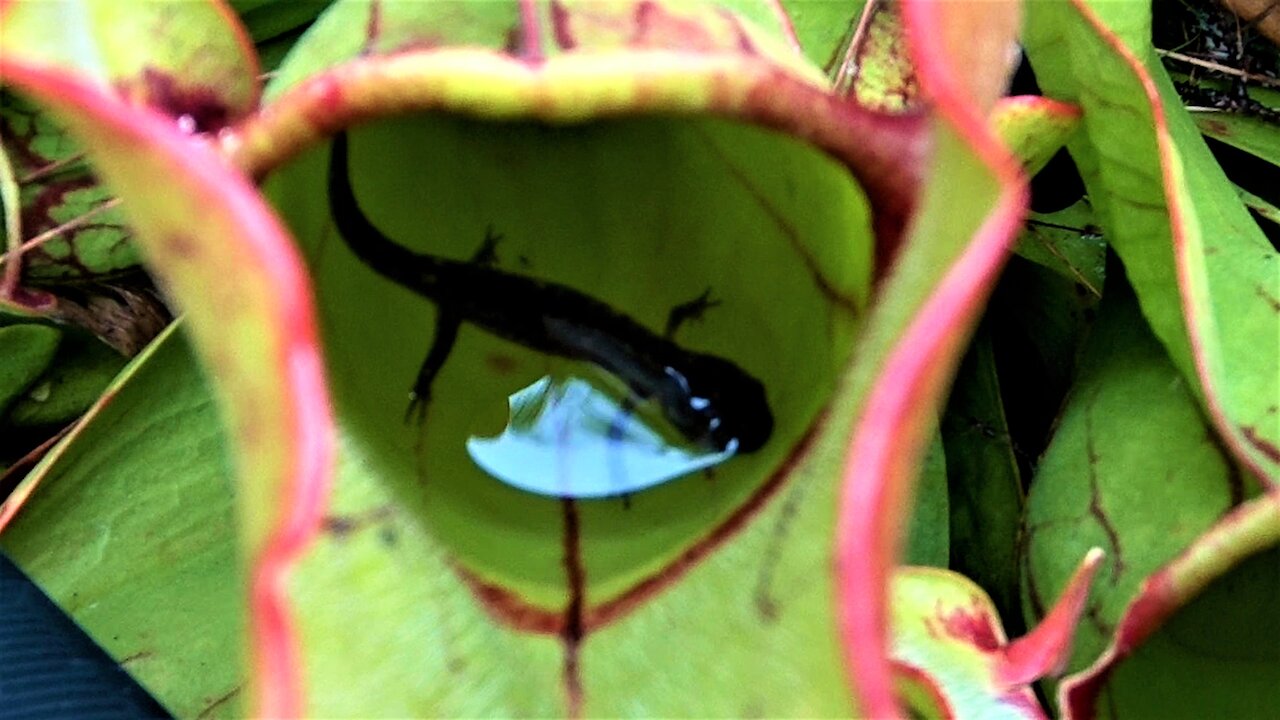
<box><xmin>0</xmin><ymin>197</ymin><xmax>123</xmax><ymax>264</ymax></box>
<box><xmin>17</xmin><ymin>152</ymin><xmax>87</xmax><ymax>185</ymax></box>
<box><xmin>1157</xmin><ymin>48</ymin><xmax>1280</xmax><ymax>88</ymax></box>
<box><xmin>833</xmin><ymin>0</ymin><xmax>880</xmax><ymax>95</ymax></box>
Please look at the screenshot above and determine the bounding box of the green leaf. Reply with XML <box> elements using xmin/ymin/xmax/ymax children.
<box><xmin>1021</xmin><ymin>280</ymin><xmax>1242</xmax><ymax>701</ymax></box>
<box><xmin>1078</xmin><ymin>543</ymin><xmax>1280</xmax><ymax>717</ymax></box>
<box><xmin>1015</xmin><ymin>200</ymin><xmax>1106</xmax><ymax>295</ymax></box>
<box><xmin>230</xmin><ymin>0</ymin><xmax>329</xmax><ymax>44</ymax></box>
<box><xmin>940</xmin><ymin>327</ymin><xmax>1023</xmax><ymax>624</ymax></box>
<box><xmin>0</xmin><ymin>323</ymin><xmax>60</xmax><ymax>415</ymax></box>
<box><xmin>1057</xmin><ymin>492</ymin><xmax>1280</xmax><ymax>716</ymax></box>
<box><xmin>1023</xmin><ymin>0</ymin><xmax>1280</xmax><ymax>483</ymax></box>
<box><xmin>778</xmin><ymin>0</ymin><xmax>866</xmax><ymax>74</ymax></box>
<box><xmin>1</xmin><ymin>324</ymin><xmax>242</xmax><ymax>718</ymax></box>
<box><xmin>902</xmin><ymin>431</ymin><xmax>949</xmax><ymax>568</ymax></box>
<box><xmin>1195</xmin><ymin>111</ymin><xmax>1280</xmax><ymax>166</ymax></box>
<box><xmin>2</xmin><ymin>37</ymin><xmax>335</xmax><ymax>715</ymax></box>
<box><xmin>4</xmin><ymin>327</ymin><xmax>126</xmax><ymax>426</ymax></box>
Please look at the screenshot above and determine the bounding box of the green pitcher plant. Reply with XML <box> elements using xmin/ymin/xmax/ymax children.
<box><xmin>1</xmin><ymin>0</ymin><xmax>1276</xmax><ymax>718</ymax></box>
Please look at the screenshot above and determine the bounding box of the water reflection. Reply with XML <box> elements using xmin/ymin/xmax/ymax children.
<box><xmin>467</xmin><ymin>375</ymin><xmax>738</xmax><ymax>499</ymax></box>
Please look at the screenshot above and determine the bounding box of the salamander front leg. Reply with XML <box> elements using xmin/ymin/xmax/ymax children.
<box><xmin>664</xmin><ymin>287</ymin><xmax>720</xmax><ymax>338</ymax></box>
<box><xmin>472</xmin><ymin>225</ymin><xmax>502</xmax><ymax>265</ymax></box>
<box><xmin>406</xmin><ymin>309</ymin><xmax>462</xmax><ymax>425</ymax></box>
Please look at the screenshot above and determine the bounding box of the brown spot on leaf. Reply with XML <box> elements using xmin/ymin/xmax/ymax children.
<box><xmin>485</xmin><ymin>353</ymin><xmax>519</xmax><ymax>374</ymax></box>
<box><xmin>361</xmin><ymin>0</ymin><xmax>384</xmax><ymax>55</ymax></box>
<box><xmin>452</xmin><ymin>565</ymin><xmax>563</xmax><ymax>634</ymax></box>
<box><xmin>321</xmin><ymin>504</ymin><xmax>396</xmax><ymax>538</ymax></box>
<box><xmin>165</xmin><ymin>233</ymin><xmax>201</xmax><ymax>260</ymax></box>
<box><xmin>119</xmin><ymin>650</ymin><xmax>154</xmax><ymax>665</ymax></box>
<box><xmin>752</xmin><ymin>474</ymin><xmax>810</xmax><ymax>623</ymax></box>
<box><xmin>1241</xmin><ymin>425</ymin><xmax>1280</xmax><ymax>463</ymax></box>
<box><xmin>1201</xmin><ymin>119</ymin><xmax>1231</xmax><ymax>136</ymax></box>
<box><xmin>196</xmin><ymin>685</ymin><xmax>242</xmax><ymax>720</ymax></box>
<box><xmin>322</xmin><ymin>515</ymin><xmax>358</xmax><ymax>536</ymax></box>
<box><xmin>1256</xmin><ymin>284</ymin><xmax>1280</xmax><ymax>313</ymax></box>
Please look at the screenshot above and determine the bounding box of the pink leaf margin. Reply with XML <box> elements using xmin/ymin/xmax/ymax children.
<box><xmin>890</xmin><ymin>552</ymin><xmax>1102</xmax><ymax>719</ymax></box>
<box><xmin>0</xmin><ymin>53</ymin><xmax>333</xmax><ymax>720</ymax></box>
<box><xmin>834</xmin><ymin>2</ymin><xmax>1030</xmax><ymax>717</ymax></box>
<box><xmin>1058</xmin><ymin>496</ymin><xmax>1280</xmax><ymax>717</ymax></box>
<box><xmin>1066</xmin><ymin>0</ymin><xmax>1278</xmax><ymax>487</ymax></box>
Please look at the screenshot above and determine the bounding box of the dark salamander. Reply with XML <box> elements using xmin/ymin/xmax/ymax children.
<box><xmin>327</xmin><ymin>131</ymin><xmax>773</xmax><ymax>453</ymax></box>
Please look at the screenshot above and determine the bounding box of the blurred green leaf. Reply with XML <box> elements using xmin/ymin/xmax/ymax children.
<box><xmin>0</xmin><ymin>323</ymin><xmax>60</xmax><ymax>415</ymax></box>
<box><xmin>941</xmin><ymin>327</ymin><xmax>1023</xmax><ymax>626</ymax></box>
<box><xmin>5</xmin><ymin>328</ymin><xmax>126</xmax><ymax>427</ymax></box>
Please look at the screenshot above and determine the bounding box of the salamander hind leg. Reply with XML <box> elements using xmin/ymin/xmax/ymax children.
<box><xmin>406</xmin><ymin>310</ymin><xmax>463</xmax><ymax>425</ymax></box>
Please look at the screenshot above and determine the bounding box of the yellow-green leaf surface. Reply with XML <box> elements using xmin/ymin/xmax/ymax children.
<box><xmin>1023</xmin><ymin>0</ymin><xmax>1280</xmax><ymax>484</ymax></box>
<box><xmin>1</xmin><ymin>0</ymin><xmax>915</xmax><ymax>715</ymax></box>
<box><xmin>1056</xmin><ymin>494</ymin><xmax>1280</xmax><ymax>718</ymax></box>
<box><xmin>253</xmin><ymin>2</ymin><xmax>915</xmax><ymax>713</ymax></box>
<box><xmin>779</xmin><ymin>0</ymin><xmax>865</xmax><ymax>76</ymax></box>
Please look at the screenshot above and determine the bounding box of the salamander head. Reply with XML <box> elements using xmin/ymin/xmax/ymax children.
<box><xmin>659</xmin><ymin>353</ymin><xmax>774</xmax><ymax>453</ymax></box>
